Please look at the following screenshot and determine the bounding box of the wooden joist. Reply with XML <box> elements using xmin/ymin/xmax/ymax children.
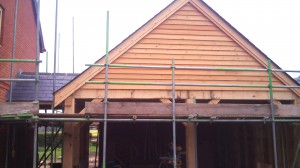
<box><xmin>85</xmin><ymin>102</ymin><xmax>300</xmax><ymax>118</ymax></box>
<box><xmin>0</xmin><ymin>102</ymin><xmax>39</xmax><ymax>116</ymax></box>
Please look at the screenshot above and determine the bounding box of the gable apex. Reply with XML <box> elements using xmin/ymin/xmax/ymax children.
<box><xmin>54</xmin><ymin>0</ymin><xmax>300</xmax><ymax>106</ymax></box>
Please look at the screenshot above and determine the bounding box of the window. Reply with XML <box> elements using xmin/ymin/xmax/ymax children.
<box><xmin>0</xmin><ymin>6</ymin><xmax>3</xmax><ymax>44</ymax></box>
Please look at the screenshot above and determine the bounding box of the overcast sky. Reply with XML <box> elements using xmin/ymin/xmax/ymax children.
<box><xmin>39</xmin><ymin>0</ymin><xmax>300</xmax><ymax>78</ymax></box>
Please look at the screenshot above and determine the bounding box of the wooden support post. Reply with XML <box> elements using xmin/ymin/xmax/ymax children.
<box><xmin>64</xmin><ymin>96</ymin><xmax>75</xmax><ymax>114</ymax></box>
<box><xmin>295</xmin><ymin>98</ymin><xmax>300</xmax><ymax>105</ymax></box>
<box><xmin>63</xmin><ymin>123</ymin><xmax>89</xmax><ymax>168</ymax></box>
<box><xmin>63</xmin><ymin>95</ymin><xmax>76</xmax><ymax>168</ymax></box>
<box><xmin>273</xmin><ymin>100</ymin><xmax>282</xmax><ymax>105</ymax></box>
<box><xmin>185</xmin><ymin>98</ymin><xmax>197</xmax><ymax>168</ymax></box>
<box><xmin>160</xmin><ymin>98</ymin><xmax>172</xmax><ymax>104</ymax></box>
<box><xmin>208</xmin><ymin>99</ymin><xmax>220</xmax><ymax>104</ymax></box>
<box><xmin>186</xmin><ymin>122</ymin><xmax>197</xmax><ymax>168</ymax></box>
<box><xmin>63</xmin><ymin>122</ymin><xmax>74</xmax><ymax>168</ymax></box>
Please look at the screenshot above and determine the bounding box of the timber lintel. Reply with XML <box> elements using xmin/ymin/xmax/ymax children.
<box><xmin>85</xmin><ymin>102</ymin><xmax>300</xmax><ymax>118</ymax></box>
<box><xmin>0</xmin><ymin>102</ymin><xmax>39</xmax><ymax>116</ymax></box>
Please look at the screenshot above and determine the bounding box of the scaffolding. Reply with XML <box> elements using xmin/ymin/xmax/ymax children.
<box><xmin>1</xmin><ymin>0</ymin><xmax>300</xmax><ymax>168</ymax></box>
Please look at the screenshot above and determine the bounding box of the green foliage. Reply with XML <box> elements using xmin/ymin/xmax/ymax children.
<box><xmin>38</xmin><ymin>132</ymin><xmax>63</xmax><ymax>148</ymax></box>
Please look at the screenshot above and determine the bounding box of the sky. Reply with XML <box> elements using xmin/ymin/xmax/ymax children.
<box><xmin>39</xmin><ymin>0</ymin><xmax>300</xmax><ymax>78</ymax></box>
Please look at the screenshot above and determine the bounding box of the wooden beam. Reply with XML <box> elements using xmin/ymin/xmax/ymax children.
<box><xmin>74</xmin><ymin>89</ymin><xmax>298</xmax><ymax>101</ymax></box>
<box><xmin>0</xmin><ymin>102</ymin><xmax>39</xmax><ymax>115</ymax></box>
<box><xmin>208</xmin><ymin>99</ymin><xmax>220</xmax><ymax>104</ymax></box>
<box><xmin>78</xmin><ymin>98</ymin><xmax>103</xmax><ymax>114</ymax></box>
<box><xmin>276</xmin><ymin>105</ymin><xmax>300</xmax><ymax>117</ymax></box>
<box><xmin>85</xmin><ymin>102</ymin><xmax>300</xmax><ymax>118</ymax></box>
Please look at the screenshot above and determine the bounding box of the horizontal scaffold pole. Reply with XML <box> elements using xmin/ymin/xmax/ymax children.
<box><xmin>0</xmin><ymin>59</ymin><xmax>42</xmax><ymax>63</ymax></box>
<box><xmin>2</xmin><ymin>115</ymin><xmax>300</xmax><ymax>123</ymax></box>
<box><xmin>1</xmin><ymin>117</ymin><xmax>300</xmax><ymax>123</ymax></box>
<box><xmin>0</xmin><ymin>78</ymin><xmax>37</xmax><ymax>82</ymax></box>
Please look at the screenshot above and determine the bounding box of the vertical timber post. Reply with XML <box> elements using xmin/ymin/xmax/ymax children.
<box><xmin>63</xmin><ymin>96</ymin><xmax>75</xmax><ymax>168</ymax></box>
<box><xmin>102</xmin><ymin>11</ymin><xmax>109</xmax><ymax>168</ymax></box>
<box><xmin>268</xmin><ymin>60</ymin><xmax>278</xmax><ymax>168</ymax></box>
<box><xmin>172</xmin><ymin>58</ymin><xmax>177</xmax><ymax>168</ymax></box>
<box><xmin>186</xmin><ymin>98</ymin><xmax>198</xmax><ymax>168</ymax></box>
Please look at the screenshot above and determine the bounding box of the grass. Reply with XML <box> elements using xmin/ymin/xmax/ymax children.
<box><xmin>89</xmin><ymin>142</ymin><xmax>97</xmax><ymax>153</ymax></box>
<box><xmin>37</xmin><ymin>142</ymin><xmax>98</xmax><ymax>161</ymax></box>
<box><xmin>38</xmin><ymin>147</ymin><xmax>62</xmax><ymax>160</ymax></box>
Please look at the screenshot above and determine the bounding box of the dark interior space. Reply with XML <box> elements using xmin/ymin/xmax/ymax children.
<box><xmin>100</xmin><ymin>122</ymin><xmax>186</xmax><ymax>168</ymax></box>
<box><xmin>0</xmin><ymin>124</ymin><xmax>34</xmax><ymax>168</ymax></box>
<box><xmin>196</xmin><ymin>123</ymin><xmax>300</xmax><ymax>168</ymax></box>
<box><xmin>96</xmin><ymin>122</ymin><xmax>300</xmax><ymax>168</ymax></box>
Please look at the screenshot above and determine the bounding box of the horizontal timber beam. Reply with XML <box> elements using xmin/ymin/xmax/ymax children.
<box><xmin>0</xmin><ymin>102</ymin><xmax>39</xmax><ymax>116</ymax></box>
<box><xmin>73</xmin><ymin>89</ymin><xmax>297</xmax><ymax>101</ymax></box>
<box><xmin>85</xmin><ymin>102</ymin><xmax>300</xmax><ymax>118</ymax></box>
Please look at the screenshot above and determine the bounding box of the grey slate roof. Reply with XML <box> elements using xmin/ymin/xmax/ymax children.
<box><xmin>9</xmin><ymin>72</ymin><xmax>78</xmax><ymax>102</ymax></box>
<box><xmin>296</xmin><ymin>76</ymin><xmax>300</xmax><ymax>84</ymax></box>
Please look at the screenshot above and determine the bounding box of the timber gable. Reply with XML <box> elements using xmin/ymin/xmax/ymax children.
<box><xmin>55</xmin><ymin>0</ymin><xmax>300</xmax><ymax>106</ymax></box>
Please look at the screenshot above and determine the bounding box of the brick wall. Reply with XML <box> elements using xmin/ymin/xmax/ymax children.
<box><xmin>0</xmin><ymin>0</ymin><xmax>37</xmax><ymax>102</ymax></box>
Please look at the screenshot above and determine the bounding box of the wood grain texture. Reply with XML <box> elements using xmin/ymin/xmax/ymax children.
<box><xmin>0</xmin><ymin>102</ymin><xmax>39</xmax><ymax>115</ymax></box>
<box><xmin>55</xmin><ymin>0</ymin><xmax>300</xmax><ymax>107</ymax></box>
<box><xmin>85</xmin><ymin>102</ymin><xmax>300</xmax><ymax>118</ymax></box>
<box><xmin>74</xmin><ymin>89</ymin><xmax>297</xmax><ymax>100</ymax></box>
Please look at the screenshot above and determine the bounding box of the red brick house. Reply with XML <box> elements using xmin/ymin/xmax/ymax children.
<box><xmin>0</xmin><ymin>0</ymin><xmax>45</xmax><ymax>102</ymax></box>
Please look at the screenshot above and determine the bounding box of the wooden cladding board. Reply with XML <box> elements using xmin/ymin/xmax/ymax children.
<box><xmin>78</xmin><ymin>2</ymin><xmax>294</xmax><ymax>96</ymax></box>
<box><xmin>0</xmin><ymin>102</ymin><xmax>39</xmax><ymax>115</ymax></box>
<box><xmin>85</xmin><ymin>102</ymin><xmax>300</xmax><ymax>118</ymax></box>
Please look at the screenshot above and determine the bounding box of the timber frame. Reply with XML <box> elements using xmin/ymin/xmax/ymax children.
<box><xmin>1</xmin><ymin>0</ymin><xmax>300</xmax><ymax>168</ymax></box>
<box><xmin>50</xmin><ymin>1</ymin><xmax>300</xmax><ymax>167</ymax></box>
<box><xmin>54</xmin><ymin>0</ymin><xmax>300</xmax><ymax>106</ymax></box>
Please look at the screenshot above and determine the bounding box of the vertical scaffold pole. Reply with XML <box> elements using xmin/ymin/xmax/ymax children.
<box><xmin>46</xmin><ymin>51</ymin><xmax>48</xmax><ymax>73</ymax></box>
<box><xmin>58</xmin><ymin>33</ymin><xmax>60</xmax><ymax>73</ymax></box>
<box><xmin>268</xmin><ymin>60</ymin><xmax>278</xmax><ymax>168</ymax></box>
<box><xmin>172</xmin><ymin>59</ymin><xmax>177</xmax><ymax>168</ymax></box>
<box><xmin>72</xmin><ymin>16</ymin><xmax>75</xmax><ymax>73</ymax></box>
<box><xmin>34</xmin><ymin>0</ymin><xmax>40</xmax><ymax>102</ymax></box>
<box><xmin>9</xmin><ymin>0</ymin><xmax>19</xmax><ymax>102</ymax></box>
<box><xmin>102</xmin><ymin>11</ymin><xmax>109</xmax><ymax>168</ymax></box>
<box><xmin>52</xmin><ymin>0</ymin><xmax>59</xmax><ymax>167</ymax></box>
<box><xmin>33</xmin><ymin>0</ymin><xmax>40</xmax><ymax>167</ymax></box>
